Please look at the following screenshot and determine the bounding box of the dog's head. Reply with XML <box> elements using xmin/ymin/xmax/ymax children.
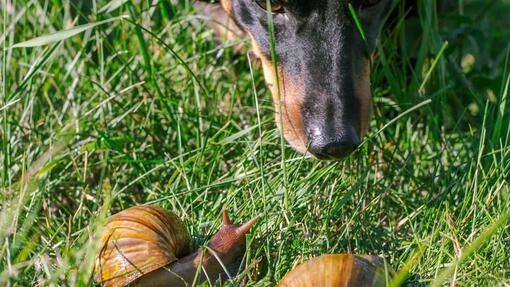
<box><xmin>220</xmin><ymin>0</ymin><xmax>392</xmax><ymax>159</ymax></box>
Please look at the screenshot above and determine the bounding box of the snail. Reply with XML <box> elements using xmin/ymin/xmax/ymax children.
<box><xmin>278</xmin><ymin>254</ymin><xmax>391</xmax><ymax>287</ymax></box>
<box><xmin>94</xmin><ymin>205</ymin><xmax>261</xmax><ymax>287</ymax></box>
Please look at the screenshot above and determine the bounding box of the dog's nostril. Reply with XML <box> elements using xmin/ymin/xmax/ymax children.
<box><xmin>308</xmin><ymin>135</ymin><xmax>360</xmax><ymax>160</ymax></box>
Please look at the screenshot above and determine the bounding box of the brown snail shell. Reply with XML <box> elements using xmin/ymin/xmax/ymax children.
<box><xmin>94</xmin><ymin>205</ymin><xmax>261</xmax><ymax>287</ymax></box>
<box><xmin>94</xmin><ymin>206</ymin><xmax>190</xmax><ymax>287</ymax></box>
<box><xmin>278</xmin><ymin>254</ymin><xmax>390</xmax><ymax>287</ymax></box>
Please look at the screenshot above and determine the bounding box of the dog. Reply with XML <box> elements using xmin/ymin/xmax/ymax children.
<box><xmin>196</xmin><ymin>0</ymin><xmax>393</xmax><ymax>159</ymax></box>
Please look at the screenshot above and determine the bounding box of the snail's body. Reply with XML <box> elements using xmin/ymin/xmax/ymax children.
<box><xmin>95</xmin><ymin>206</ymin><xmax>260</xmax><ymax>287</ymax></box>
<box><xmin>132</xmin><ymin>252</ymin><xmax>197</xmax><ymax>287</ymax></box>
<box><xmin>278</xmin><ymin>254</ymin><xmax>390</xmax><ymax>287</ymax></box>
<box><xmin>134</xmin><ymin>225</ymin><xmax>247</xmax><ymax>286</ymax></box>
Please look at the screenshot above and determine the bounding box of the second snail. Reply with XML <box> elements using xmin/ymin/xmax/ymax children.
<box><xmin>94</xmin><ymin>206</ymin><xmax>392</xmax><ymax>287</ymax></box>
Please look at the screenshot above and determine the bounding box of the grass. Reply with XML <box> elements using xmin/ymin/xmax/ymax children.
<box><xmin>1</xmin><ymin>0</ymin><xmax>509</xmax><ymax>286</ymax></box>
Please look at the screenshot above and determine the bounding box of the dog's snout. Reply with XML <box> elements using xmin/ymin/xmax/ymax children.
<box><xmin>307</xmin><ymin>127</ymin><xmax>360</xmax><ymax>159</ymax></box>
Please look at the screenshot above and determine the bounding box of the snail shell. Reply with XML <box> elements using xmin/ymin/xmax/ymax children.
<box><xmin>94</xmin><ymin>205</ymin><xmax>261</xmax><ymax>287</ymax></box>
<box><xmin>278</xmin><ymin>254</ymin><xmax>390</xmax><ymax>287</ymax></box>
<box><xmin>94</xmin><ymin>206</ymin><xmax>190</xmax><ymax>287</ymax></box>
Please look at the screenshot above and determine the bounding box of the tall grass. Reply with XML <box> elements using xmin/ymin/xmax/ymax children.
<box><xmin>0</xmin><ymin>0</ymin><xmax>509</xmax><ymax>286</ymax></box>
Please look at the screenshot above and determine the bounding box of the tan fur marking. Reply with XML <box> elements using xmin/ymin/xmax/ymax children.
<box><xmin>220</xmin><ymin>0</ymin><xmax>234</xmax><ymax>16</ymax></box>
<box><xmin>250</xmin><ymin>37</ymin><xmax>307</xmax><ymax>153</ymax></box>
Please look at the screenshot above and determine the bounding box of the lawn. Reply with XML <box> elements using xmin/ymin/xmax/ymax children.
<box><xmin>0</xmin><ymin>0</ymin><xmax>509</xmax><ymax>286</ymax></box>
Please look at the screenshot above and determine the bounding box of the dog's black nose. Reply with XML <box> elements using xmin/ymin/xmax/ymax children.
<box><xmin>307</xmin><ymin>129</ymin><xmax>360</xmax><ymax>160</ymax></box>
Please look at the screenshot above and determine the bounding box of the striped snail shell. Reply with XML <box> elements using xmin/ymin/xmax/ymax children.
<box><xmin>94</xmin><ymin>205</ymin><xmax>261</xmax><ymax>287</ymax></box>
<box><xmin>278</xmin><ymin>254</ymin><xmax>391</xmax><ymax>287</ymax></box>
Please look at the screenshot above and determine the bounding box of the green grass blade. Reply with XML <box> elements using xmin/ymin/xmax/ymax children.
<box><xmin>418</xmin><ymin>41</ymin><xmax>449</xmax><ymax>95</ymax></box>
<box><xmin>9</xmin><ymin>16</ymin><xmax>127</xmax><ymax>49</ymax></box>
<box><xmin>99</xmin><ymin>0</ymin><xmax>129</xmax><ymax>13</ymax></box>
<box><xmin>348</xmin><ymin>4</ymin><xmax>367</xmax><ymax>43</ymax></box>
<box><xmin>265</xmin><ymin>0</ymin><xmax>289</xmax><ymax>209</ymax></box>
<box><xmin>429</xmin><ymin>210</ymin><xmax>510</xmax><ymax>287</ymax></box>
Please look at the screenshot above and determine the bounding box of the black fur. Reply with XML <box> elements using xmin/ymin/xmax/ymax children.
<box><xmin>230</xmin><ymin>0</ymin><xmax>392</xmax><ymax>159</ymax></box>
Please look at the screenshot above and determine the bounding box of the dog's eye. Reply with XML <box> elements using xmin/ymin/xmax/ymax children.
<box><xmin>255</xmin><ymin>0</ymin><xmax>285</xmax><ymax>13</ymax></box>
